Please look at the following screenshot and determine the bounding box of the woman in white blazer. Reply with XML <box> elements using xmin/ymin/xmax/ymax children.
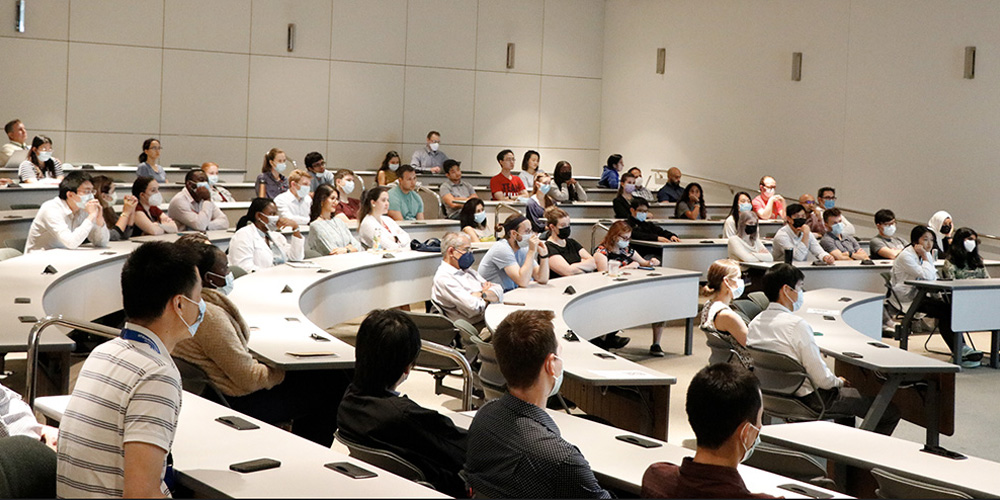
<box><xmin>228</xmin><ymin>197</ymin><xmax>305</xmax><ymax>272</ymax></box>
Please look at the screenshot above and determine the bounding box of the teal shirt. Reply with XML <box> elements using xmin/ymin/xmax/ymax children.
<box><xmin>388</xmin><ymin>186</ymin><xmax>424</xmax><ymax>220</ymax></box>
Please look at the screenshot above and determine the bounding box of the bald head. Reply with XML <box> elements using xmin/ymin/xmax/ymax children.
<box><xmin>798</xmin><ymin>193</ymin><xmax>815</xmax><ymax>212</ymax></box>
<box><xmin>667</xmin><ymin>167</ymin><xmax>682</xmax><ymax>184</ymax></box>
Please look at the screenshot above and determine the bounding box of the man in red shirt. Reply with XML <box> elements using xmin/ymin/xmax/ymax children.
<box><xmin>490</xmin><ymin>149</ymin><xmax>527</xmax><ymax>201</ymax></box>
<box><xmin>752</xmin><ymin>175</ymin><xmax>785</xmax><ymax>220</ymax></box>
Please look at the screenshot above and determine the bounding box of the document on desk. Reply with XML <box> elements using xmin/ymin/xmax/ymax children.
<box><xmin>590</xmin><ymin>369</ymin><xmax>657</xmax><ymax>379</ymax></box>
<box><xmin>806</xmin><ymin>308</ymin><xmax>840</xmax><ymax>316</ymax></box>
<box><xmin>285</xmin><ymin>261</ymin><xmax>319</xmax><ymax>269</ymax></box>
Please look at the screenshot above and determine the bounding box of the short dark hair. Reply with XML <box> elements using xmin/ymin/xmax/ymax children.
<box><xmin>132</xmin><ymin>176</ymin><xmax>155</xmax><ymax>198</ymax></box>
<box><xmin>184</xmin><ymin>168</ymin><xmax>206</xmax><ymax>184</ymax></box>
<box><xmin>762</xmin><ymin>263</ymin><xmax>805</xmax><ymax>302</ymax></box>
<box><xmin>687</xmin><ymin>363</ymin><xmax>762</xmax><ymax>450</ymax></box>
<box><xmin>785</xmin><ymin>203</ymin><xmax>805</xmax><ymax>218</ymax></box>
<box><xmin>493</xmin><ymin>310</ymin><xmax>558</xmax><ymax>389</ymax></box>
<box><xmin>497</xmin><ymin>149</ymin><xmax>514</xmax><ymax>163</ymax></box>
<box><xmin>175</xmin><ymin>237</ymin><xmax>225</xmax><ymax>279</ymax></box>
<box><xmin>630</xmin><ymin>196</ymin><xmax>650</xmax><ymax>210</ymax></box>
<box><xmin>395</xmin><ymin>164</ymin><xmax>416</xmax><ymax>177</ymax></box>
<box><xmin>121</xmin><ymin>242</ymin><xmax>199</xmax><ymax>322</ymax></box>
<box><xmin>3</xmin><ymin>119</ymin><xmax>21</xmax><ymax>135</ymax></box>
<box><xmin>822</xmin><ymin>207</ymin><xmax>842</xmax><ymax>223</ymax></box>
<box><xmin>427</xmin><ymin>130</ymin><xmax>440</xmax><ymax>140</ymax></box>
<box><xmin>353</xmin><ymin>309</ymin><xmax>422</xmax><ymax>394</ymax></box>
<box><xmin>607</xmin><ymin>154</ymin><xmax>622</xmax><ymax>167</ymax></box>
<box><xmin>443</xmin><ymin>159</ymin><xmax>461</xmax><ymax>173</ymax></box>
<box><xmin>304</xmin><ymin>151</ymin><xmax>324</xmax><ymax>169</ymax></box>
<box><xmin>817</xmin><ymin>186</ymin><xmax>835</xmax><ymax>199</ymax></box>
<box><xmin>874</xmin><ymin>209</ymin><xmax>895</xmax><ymax>225</ymax></box>
<box><xmin>58</xmin><ymin>171</ymin><xmax>92</xmax><ymax>200</ymax></box>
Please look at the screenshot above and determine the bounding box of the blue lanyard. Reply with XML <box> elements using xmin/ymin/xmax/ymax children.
<box><xmin>121</xmin><ymin>328</ymin><xmax>160</xmax><ymax>354</ymax></box>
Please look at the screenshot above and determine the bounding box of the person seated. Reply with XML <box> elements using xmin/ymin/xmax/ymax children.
<box><xmin>25</xmin><ymin>171</ymin><xmax>109</xmax><ymax>252</ymax></box>
<box><xmin>675</xmin><ymin>182</ymin><xmax>707</xmax><ymax>220</ymax></box>
<box><xmin>411</xmin><ymin>130</ymin><xmax>448</xmax><ymax>174</ymax></box>
<box><xmin>136</xmin><ymin>138</ymin><xmax>168</xmax><ymax>184</ymax></box>
<box><xmin>656</xmin><ymin>167</ymin><xmax>684</xmax><ymax>202</ymax></box>
<box><xmin>307</xmin><ymin>184</ymin><xmax>361</xmax><ymax>256</ymax></box>
<box><xmin>274</xmin><ymin>169</ymin><xmax>313</xmax><ymax>225</ymax></box>
<box><xmin>0</xmin><ymin>118</ymin><xmax>28</xmax><ymax>167</ymax></box>
<box><xmin>642</xmin><ymin>364</ymin><xmax>771</xmax><ymax>499</ymax></box>
<box><xmin>943</xmin><ymin>227</ymin><xmax>989</xmax><ymax>280</ymax></box>
<box><xmin>699</xmin><ymin>260</ymin><xmax>752</xmax><ymax>369</ymax></box>
<box><xmin>0</xmin><ymin>382</ymin><xmax>58</xmax><ymax>450</ymax></box>
<box><xmin>338</xmin><ymin>309</ymin><xmax>469</xmax><ymax>497</ymax></box>
<box><xmin>229</xmin><ymin>197</ymin><xmax>304</xmax><ymax>272</ymax></box>
<box><xmin>551</xmin><ymin>160</ymin><xmax>588</xmax><ymax>202</ymax></box>
<box><xmin>256</xmin><ymin>148</ymin><xmax>289</xmax><ymax>198</ymax></box>
<box><xmin>305</xmin><ymin>152</ymin><xmax>334</xmax><ymax>191</ymax></box>
<box><xmin>870</xmin><ymin>209</ymin><xmax>905</xmax><ymax>259</ymax></box>
<box><xmin>928</xmin><ymin>210</ymin><xmax>954</xmax><ymax>253</ymax></box>
<box><xmin>723</xmin><ymin>191</ymin><xmax>753</xmax><ymax>238</ymax></box>
<box><xmin>598</xmin><ymin>153</ymin><xmax>624</xmax><ymax>189</ymax></box>
<box><xmin>751</xmin><ymin>175</ymin><xmax>784</xmax><ymax>220</ymax></box>
<box><xmin>490</xmin><ymin>149</ymin><xmax>527</xmax><ymax>201</ymax></box>
<box><xmin>612</xmin><ymin>172</ymin><xmax>638</xmax><ymax>218</ymax></box>
<box><xmin>132</xmin><ymin>176</ymin><xmax>178</xmax><ymax>236</ymax></box>
<box><xmin>728</xmin><ymin>211</ymin><xmax>772</xmax><ymax>263</ymax></box>
<box><xmin>92</xmin><ymin>175</ymin><xmax>137</xmax><ymax>241</ymax></box>
<box><xmin>819</xmin><ymin>208</ymin><xmax>868</xmax><ymax>261</ymax></box>
<box><xmin>770</xmin><ymin>203</ymin><xmax>834</xmax><ymax>264</ymax></box>
<box><xmin>377</xmin><ymin>150</ymin><xmax>401</xmax><ymax>186</ymax></box>
<box><xmin>440</xmin><ymin>159</ymin><xmax>478</xmax><ymax>220</ymax></box>
<box><xmin>358</xmin><ymin>186</ymin><xmax>411</xmax><ymax>251</ymax></box>
<box><xmin>172</xmin><ymin>237</ymin><xmax>342</xmax><ymax>446</ymax></box>
<box><xmin>432</xmin><ymin>232</ymin><xmax>503</xmax><ymax>330</ymax></box>
<box><xmin>56</xmin><ymin>241</ymin><xmax>198</xmax><ymax>498</ymax></box>
<box><xmin>333</xmin><ymin>168</ymin><xmax>362</xmax><ymax>220</ymax></box>
<box><xmin>524</xmin><ymin>172</ymin><xmax>554</xmax><ymax>233</ymax></box>
<box><xmin>626</xmin><ymin>167</ymin><xmax>654</xmax><ymax>200</ymax></box>
<box><xmin>464</xmin><ymin>309</ymin><xmax>612</xmax><ymax>499</ymax></box>
<box><xmin>544</xmin><ymin>207</ymin><xmax>597</xmax><ymax>280</ymax></box>
<box><xmin>19</xmin><ymin>135</ymin><xmax>63</xmax><ymax>183</ymax></box>
<box><xmin>626</xmin><ymin>197</ymin><xmax>681</xmax><ymax>242</ymax></box>
<box><xmin>749</xmin><ymin>263</ymin><xmax>900</xmax><ymax>434</ymax></box>
<box><xmin>798</xmin><ymin>193</ymin><xmax>824</xmax><ymax>236</ymax></box>
<box><xmin>168</xmin><ymin>169</ymin><xmax>229</xmax><ymax>232</ymax></box>
<box><xmin>519</xmin><ymin>150</ymin><xmax>542</xmax><ymax>190</ymax></box>
<box><xmin>815</xmin><ymin>187</ymin><xmax>855</xmax><ymax>236</ymax></box>
<box><xmin>202</xmin><ymin>162</ymin><xmax>234</xmax><ymax>202</ymax></box>
<box><xmin>387</xmin><ymin>165</ymin><xmax>425</xmax><ymax>221</ymax></box>
<box><xmin>478</xmin><ymin>214</ymin><xmax>549</xmax><ymax>292</ymax></box>
<box><xmin>460</xmin><ymin>198</ymin><xmax>495</xmax><ymax>242</ymax></box>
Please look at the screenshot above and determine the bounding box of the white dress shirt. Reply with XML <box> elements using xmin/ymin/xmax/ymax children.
<box><xmin>0</xmin><ymin>383</ymin><xmax>42</xmax><ymax>439</ymax></box>
<box><xmin>227</xmin><ymin>223</ymin><xmax>305</xmax><ymax>272</ymax></box>
<box><xmin>771</xmin><ymin>224</ymin><xmax>830</xmax><ymax>262</ymax></box>
<box><xmin>25</xmin><ymin>197</ymin><xmax>109</xmax><ymax>252</ymax></box>
<box><xmin>167</xmin><ymin>188</ymin><xmax>228</xmax><ymax>232</ymax></box>
<box><xmin>274</xmin><ymin>189</ymin><xmax>312</xmax><ymax>226</ymax></box>
<box><xmin>431</xmin><ymin>261</ymin><xmax>504</xmax><ymax>325</ymax></box>
<box><xmin>748</xmin><ymin>303</ymin><xmax>842</xmax><ymax>397</ymax></box>
<box><xmin>890</xmin><ymin>245</ymin><xmax>937</xmax><ymax>311</ymax></box>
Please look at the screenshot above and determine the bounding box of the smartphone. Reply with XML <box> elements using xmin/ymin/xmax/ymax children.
<box><xmin>216</xmin><ymin>415</ymin><xmax>260</xmax><ymax>431</ymax></box>
<box><xmin>309</xmin><ymin>333</ymin><xmax>331</xmax><ymax>342</ymax></box>
<box><xmin>777</xmin><ymin>483</ymin><xmax>834</xmax><ymax>499</ymax></box>
<box><xmin>230</xmin><ymin>458</ymin><xmax>280</xmax><ymax>473</ymax></box>
<box><xmin>868</xmin><ymin>341</ymin><xmax>890</xmax><ymax>349</ymax></box>
<box><xmin>615</xmin><ymin>434</ymin><xmax>662</xmax><ymax>448</ymax></box>
<box><xmin>286</xmin><ymin>351</ymin><xmax>339</xmax><ymax>357</ymax></box>
<box><xmin>843</xmin><ymin>351</ymin><xmax>863</xmax><ymax>359</ymax></box>
<box><xmin>18</xmin><ymin>315</ymin><xmax>37</xmax><ymax>323</ymax></box>
<box><xmin>594</xmin><ymin>352</ymin><xmax>615</xmax><ymax>359</ymax></box>
<box><xmin>325</xmin><ymin>462</ymin><xmax>377</xmax><ymax>479</ymax></box>
<box><xmin>637</xmin><ymin>266</ymin><xmax>655</xmax><ymax>271</ymax></box>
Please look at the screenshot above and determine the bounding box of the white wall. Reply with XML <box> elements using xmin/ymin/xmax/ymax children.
<box><xmin>0</xmin><ymin>0</ymin><xmax>604</xmax><ymax>179</ymax></box>
<box><xmin>602</xmin><ymin>0</ymin><xmax>1000</xmax><ymax>236</ymax></box>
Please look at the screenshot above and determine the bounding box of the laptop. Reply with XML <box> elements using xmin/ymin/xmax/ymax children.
<box><xmin>3</xmin><ymin>149</ymin><xmax>28</xmax><ymax>169</ymax></box>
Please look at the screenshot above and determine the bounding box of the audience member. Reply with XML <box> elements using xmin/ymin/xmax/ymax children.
<box><xmin>440</xmin><ymin>159</ymin><xmax>477</xmax><ymax>219</ymax></box>
<box><xmin>92</xmin><ymin>175</ymin><xmax>136</xmax><ymax>241</ymax></box>
<box><xmin>613</xmin><ymin>171</ymin><xmax>638</xmax><ymax>218</ymax></box>
<box><xmin>432</xmin><ymin>232</ymin><xmax>503</xmax><ymax>329</ymax></box>
<box><xmin>0</xmin><ymin>118</ymin><xmax>28</xmax><ymax>167</ymax></box>
<box><xmin>229</xmin><ymin>197</ymin><xmax>304</xmax><ymax>271</ymax></box>
<box><xmin>0</xmin><ymin>382</ymin><xmax>58</xmax><ymax>449</ymax></box>
<box><xmin>544</xmin><ymin>207</ymin><xmax>597</xmax><ymax>280</ymax></box>
<box><xmin>333</xmin><ymin>168</ymin><xmax>361</xmax><ymax>220</ymax></box>
<box><xmin>338</xmin><ymin>309</ymin><xmax>469</xmax><ymax>497</ymax></box>
<box><xmin>132</xmin><ymin>176</ymin><xmax>178</xmax><ymax>236</ymax></box>
<box><xmin>411</xmin><ymin>130</ymin><xmax>448</xmax><ymax>173</ymax></box>
<box><xmin>771</xmin><ymin>203</ymin><xmax>834</xmax><ymax>264</ymax></box>
<box><xmin>19</xmin><ymin>135</ymin><xmax>63</xmax><ymax>183</ymax></box>
<box><xmin>728</xmin><ymin>211</ymin><xmax>772</xmax><ymax>263</ymax></box>
<box><xmin>626</xmin><ymin>197</ymin><xmax>680</xmax><ymax>243</ymax></box>
<box><xmin>136</xmin><ymin>138</ymin><xmax>167</xmax><ymax>184</ymax></box>
<box><xmin>490</xmin><ymin>149</ymin><xmax>527</xmax><ymax>201</ymax></box>
<box><xmin>168</xmin><ymin>169</ymin><xmax>228</xmax><ymax>232</ymax></box>
<box><xmin>819</xmin><ymin>208</ymin><xmax>868</xmax><ymax>260</ymax></box>
<box><xmin>675</xmin><ymin>182</ymin><xmax>707</xmax><ymax>220</ymax></box>
<box><xmin>799</xmin><ymin>193</ymin><xmax>824</xmax><ymax>236</ymax></box>
<box><xmin>943</xmin><ymin>227</ymin><xmax>989</xmax><ymax>280</ymax></box>
<box><xmin>255</xmin><ymin>148</ymin><xmax>289</xmax><ymax>199</ymax></box>
<box><xmin>460</xmin><ymin>198</ymin><xmax>495</xmax><ymax>242</ymax></box>
<box><xmin>173</xmin><ymin>238</ymin><xmax>342</xmax><ymax>446</ymax></box>
<box><xmin>751</xmin><ymin>176</ymin><xmax>784</xmax><ymax>220</ymax></box>
<box><xmin>816</xmin><ymin>187</ymin><xmax>855</xmax><ymax>236</ymax></box>
<box><xmin>524</xmin><ymin>172</ymin><xmax>554</xmax><ymax>232</ymax></box>
<box><xmin>641</xmin><ymin>364</ymin><xmax>769</xmax><ymax>499</ymax></box>
<box><xmin>387</xmin><ymin>165</ymin><xmax>425</xmax><ymax>221</ymax></box>
<box><xmin>623</xmin><ymin>167</ymin><xmax>650</xmax><ymax>201</ymax></box>
<box><xmin>928</xmin><ymin>210</ymin><xmax>954</xmax><ymax>253</ymax></box>
<box><xmin>201</xmin><ymin>162</ymin><xmax>234</xmax><ymax>202</ymax></box>
<box><xmin>551</xmin><ymin>160</ymin><xmax>588</xmax><ymax>202</ymax></box>
<box><xmin>307</xmin><ymin>184</ymin><xmax>361</xmax><ymax>256</ymax></box>
<box><xmin>377</xmin><ymin>150</ymin><xmax>401</xmax><ymax>186</ymax></box>
<box><xmin>25</xmin><ymin>171</ymin><xmax>109</xmax><ymax>252</ymax></box>
<box><xmin>478</xmin><ymin>214</ymin><xmax>549</xmax><ymax>291</ymax></box>
<box><xmin>723</xmin><ymin>191</ymin><xmax>754</xmax><ymax>238</ymax></box>
<box><xmin>699</xmin><ymin>261</ymin><xmax>752</xmax><ymax>369</ymax></box>
<box><xmin>870</xmin><ymin>209</ymin><xmax>905</xmax><ymax>259</ymax></box>
<box><xmin>304</xmin><ymin>152</ymin><xmax>333</xmax><ymax>191</ymax></box>
<box><xmin>274</xmin><ymin>169</ymin><xmax>312</xmax><ymax>225</ymax></box>
<box><xmin>465</xmin><ymin>309</ymin><xmax>612</xmax><ymax>499</ymax></box>
<box><xmin>656</xmin><ymin>167</ymin><xmax>684</xmax><ymax>202</ymax></box>
<box><xmin>519</xmin><ymin>150</ymin><xmax>542</xmax><ymax>190</ymax></box>
<box><xmin>598</xmin><ymin>154</ymin><xmax>624</xmax><ymax>189</ymax></box>
<box><xmin>358</xmin><ymin>186</ymin><xmax>411</xmax><ymax>251</ymax></box>
<box><xmin>749</xmin><ymin>263</ymin><xmax>900</xmax><ymax>434</ymax></box>
<box><xmin>56</xmin><ymin>241</ymin><xmax>198</xmax><ymax>497</ymax></box>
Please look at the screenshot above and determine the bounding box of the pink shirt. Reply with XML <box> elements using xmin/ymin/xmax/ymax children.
<box><xmin>752</xmin><ymin>194</ymin><xmax>784</xmax><ymax>220</ymax></box>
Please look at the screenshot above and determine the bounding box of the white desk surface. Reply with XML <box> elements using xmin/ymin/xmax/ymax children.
<box><xmin>761</xmin><ymin>421</ymin><xmax>1000</xmax><ymax>498</ymax></box>
<box><xmin>745</xmin><ymin>258</ymin><xmax>1000</xmax><ymax>272</ymax></box>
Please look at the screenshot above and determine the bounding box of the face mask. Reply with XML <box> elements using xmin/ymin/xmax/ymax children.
<box><xmin>297</xmin><ymin>185</ymin><xmax>309</xmax><ymax>198</ymax></box>
<box><xmin>473</xmin><ymin>211</ymin><xmax>487</xmax><ymax>224</ymax></box>
<box><xmin>823</xmin><ymin>199</ymin><xmax>835</xmax><ymax>209</ymax></box>
<box><xmin>549</xmin><ymin>355</ymin><xmax>564</xmax><ymax>397</ymax></box>
<box><xmin>389</xmin><ymin>162</ymin><xmax>399</xmax><ymax>172</ymax></box>
<box><xmin>37</xmin><ymin>151</ymin><xmax>52</xmax><ymax>162</ymax></box>
<box><xmin>883</xmin><ymin>224</ymin><xmax>896</xmax><ymax>237</ymax></box>
<box><xmin>624</xmin><ymin>183</ymin><xmax>636</xmax><ymax>194</ymax></box>
<box><xmin>557</xmin><ymin>226</ymin><xmax>571</xmax><ymax>240</ymax></box>
<box><xmin>342</xmin><ymin>180</ymin><xmax>355</xmax><ymax>194</ymax></box>
<box><xmin>195</xmin><ymin>181</ymin><xmax>209</xmax><ymax>191</ymax></box>
<box><xmin>617</xmin><ymin>238</ymin><xmax>629</xmax><ymax>250</ymax></box>
<box><xmin>429</xmin><ymin>142</ymin><xmax>439</xmax><ymax>152</ymax></box>
<box><xmin>729</xmin><ymin>277</ymin><xmax>745</xmax><ymax>298</ymax></box>
<box><xmin>634</xmin><ymin>176</ymin><xmax>643</xmax><ymax>186</ymax></box>
<box><xmin>964</xmin><ymin>239</ymin><xmax>977</xmax><ymax>253</ymax></box>
<box><xmin>207</xmin><ymin>174</ymin><xmax>219</xmax><ymax>185</ymax></box>
<box><xmin>744</xmin><ymin>225</ymin><xmax>757</xmax><ymax>235</ymax></box>
<box><xmin>792</xmin><ymin>218</ymin><xmax>807</xmax><ymax>228</ymax></box>
<box><xmin>274</xmin><ymin>162</ymin><xmax>287</xmax><ymax>173</ymax></box>
<box><xmin>219</xmin><ymin>272</ymin><xmax>234</xmax><ymax>296</ymax></box>
<box><xmin>741</xmin><ymin>422</ymin><xmax>761</xmax><ymax>463</ymax></box>
<box><xmin>76</xmin><ymin>193</ymin><xmax>94</xmax><ymax>209</ymax></box>
<box><xmin>148</xmin><ymin>192</ymin><xmax>164</xmax><ymax>207</ymax></box>
<box><xmin>830</xmin><ymin>222</ymin><xmax>844</xmax><ymax>236</ymax></box>
<box><xmin>517</xmin><ymin>231</ymin><xmax>532</xmax><ymax>246</ymax></box>
<box><xmin>739</xmin><ymin>202</ymin><xmax>752</xmax><ymax>212</ymax></box>
<box><xmin>635</xmin><ymin>212</ymin><xmax>647</xmax><ymax>222</ymax></box>
<box><xmin>457</xmin><ymin>249</ymin><xmax>475</xmax><ymax>270</ymax></box>
<box><xmin>108</xmin><ymin>192</ymin><xmax>119</xmax><ymax>205</ymax></box>
<box><xmin>538</xmin><ymin>183</ymin><xmax>551</xmax><ymax>194</ymax></box>
<box><xmin>941</xmin><ymin>224</ymin><xmax>952</xmax><ymax>235</ymax></box>
<box><xmin>260</xmin><ymin>214</ymin><xmax>279</xmax><ymax>232</ymax></box>
<box><xmin>763</xmin><ymin>187</ymin><xmax>775</xmax><ymax>198</ymax></box>
<box><xmin>177</xmin><ymin>295</ymin><xmax>206</xmax><ymax>337</ymax></box>
<box><xmin>787</xmin><ymin>286</ymin><xmax>804</xmax><ymax>312</ymax></box>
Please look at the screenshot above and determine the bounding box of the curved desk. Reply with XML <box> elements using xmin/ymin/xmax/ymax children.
<box><xmin>631</xmin><ymin>238</ymin><xmax>774</xmax><ymax>277</ymax></box>
<box><xmin>0</xmin><ymin>182</ymin><xmax>256</xmax><ymax>210</ymax></box>
<box><xmin>743</xmin><ymin>259</ymin><xmax>1000</xmax><ymax>294</ymax></box>
<box><xmin>0</xmin><ymin>165</ymin><xmax>246</xmax><ymax>184</ymax></box>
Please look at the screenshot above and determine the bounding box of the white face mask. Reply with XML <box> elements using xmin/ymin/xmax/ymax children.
<box><xmin>964</xmin><ymin>239</ymin><xmax>977</xmax><ymax>253</ymax></box>
<box><xmin>617</xmin><ymin>238</ymin><xmax>629</xmax><ymax>250</ymax></box>
<box><xmin>108</xmin><ymin>191</ymin><xmax>119</xmax><ymax>205</ymax></box>
<box><xmin>388</xmin><ymin>162</ymin><xmax>399</xmax><ymax>172</ymax></box>
<box><xmin>297</xmin><ymin>185</ymin><xmax>309</xmax><ymax>199</ymax></box>
<box><xmin>728</xmin><ymin>277</ymin><xmax>745</xmax><ymax>298</ymax></box>
<box><xmin>260</xmin><ymin>214</ymin><xmax>279</xmax><ymax>232</ymax></box>
<box><xmin>517</xmin><ymin>231</ymin><xmax>532</xmax><ymax>246</ymax></box>
<box><xmin>37</xmin><ymin>151</ymin><xmax>52</xmax><ymax>162</ymax></box>
<box><xmin>207</xmin><ymin>174</ymin><xmax>219</xmax><ymax>185</ymax></box>
<box><xmin>342</xmin><ymin>180</ymin><xmax>355</xmax><ymax>194</ymax></box>
<box><xmin>882</xmin><ymin>224</ymin><xmax>896</xmax><ymax>237</ymax></box>
<box><xmin>741</xmin><ymin>422</ymin><xmax>761</xmax><ymax>463</ymax></box>
<box><xmin>634</xmin><ymin>176</ymin><xmax>643</xmax><ymax>186</ymax></box>
<box><xmin>787</xmin><ymin>286</ymin><xmax>804</xmax><ymax>312</ymax></box>
<box><xmin>274</xmin><ymin>162</ymin><xmax>287</xmax><ymax>173</ymax></box>
<box><xmin>549</xmin><ymin>355</ymin><xmax>564</xmax><ymax>397</ymax></box>
<box><xmin>76</xmin><ymin>193</ymin><xmax>94</xmax><ymax>209</ymax></box>
<box><xmin>429</xmin><ymin>142</ymin><xmax>439</xmax><ymax>152</ymax></box>
<box><xmin>148</xmin><ymin>192</ymin><xmax>164</xmax><ymax>207</ymax></box>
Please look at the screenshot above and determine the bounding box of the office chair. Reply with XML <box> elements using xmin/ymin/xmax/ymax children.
<box><xmin>743</xmin><ymin>442</ymin><xmax>837</xmax><ymax>491</ymax></box>
<box><xmin>469</xmin><ymin>336</ymin><xmax>506</xmax><ymax>401</ymax></box>
<box><xmin>871</xmin><ymin>468</ymin><xmax>973</xmax><ymax>499</ymax></box>
<box><xmin>172</xmin><ymin>356</ymin><xmax>230</xmax><ymax>408</ymax></box>
<box><xmin>8</xmin><ymin>203</ymin><xmax>40</xmax><ymax>210</ymax></box>
<box><xmin>333</xmin><ymin>430</ymin><xmax>435</xmax><ymax>490</ymax></box>
<box><xmin>405</xmin><ymin>311</ymin><xmax>478</xmax><ymax>400</ymax></box>
<box><xmin>746</xmin><ymin>345</ymin><xmax>854</xmax><ymax>424</ymax></box>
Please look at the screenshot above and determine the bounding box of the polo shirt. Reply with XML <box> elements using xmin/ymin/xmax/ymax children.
<box><xmin>439</xmin><ymin>180</ymin><xmax>476</xmax><ymax>217</ymax></box>
<box><xmin>751</xmin><ymin>194</ymin><xmax>784</xmax><ymax>219</ymax></box>
<box><xmin>819</xmin><ymin>232</ymin><xmax>861</xmax><ymax>256</ymax></box>
<box><xmin>870</xmin><ymin>234</ymin><xmax>905</xmax><ymax>257</ymax></box>
<box><xmin>387</xmin><ymin>186</ymin><xmax>424</xmax><ymax>220</ymax></box>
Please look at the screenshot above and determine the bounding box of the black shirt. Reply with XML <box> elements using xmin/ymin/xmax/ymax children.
<box><xmin>465</xmin><ymin>393</ymin><xmax>611</xmax><ymax>499</ymax></box>
<box><xmin>612</xmin><ymin>195</ymin><xmax>631</xmax><ymax>219</ymax></box>
<box><xmin>545</xmin><ymin>238</ymin><xmax>584</xmax><ymax>279</ymax></box>
<box><xmin>625</xmin><ymin>215</ymin><xmax>677</xmax><ymax>242</ymax></box>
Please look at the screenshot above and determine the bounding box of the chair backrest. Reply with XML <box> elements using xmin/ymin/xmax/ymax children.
<box><xmin>743</xmin><ymin>442</ymin><xmax>829</xmax><ymax>484</ymax></box>
<box><xmin>747</xmin><ymin>291</ymin><xmax>769</xmax><ymax>311</ymax></box>
<box><xmin>334</xmin><ymin>430</ymin><xmax>427</xmax><ymax>483</ymax></box>
<box><xmin>0</xmin><ymin>248</ymin><xmax>21</xmax><ymax>261</ymax></box>
<box><xmin>230</xmin><ymin>265</ymin><xmax>248</xmax><ymax>279</ymax></box>
<box><xmin>470</xmin><ymin>336</ymin><xmax>506</xmax><ymax>400</ymax></box>
<box><xmin>871</xmin><ymin>468</ymin><xmax>973</xmax><ymax>499</ymax></box>
<box><xmin>172</xmin><ymin>356</ymin><xmax>230</xmax><ymax>408</ymax></box>
<box><xmin>406</xmin><ymin>312</ymin><xmax>462</xmax><ymax>370</ymax></box>
<box><xmin>729</xmin><ymin>299</ymin><xmax>759</xmax><ymax>324</ymax></box>
<box><xmin>9</xmin><ymin>203</ymin><xmax>40</xmax><ymax>210</ymax></box>
<box><xmin>0</xmin><ymin>435</ymin><xmax>57</xmax><ymax>498</ymax></box>
<box><xmin>880</xmin><ymin>272</ymin><xmax>905</xmax><ymax>311</ymax></box>
<box><xmin>702</xmin><ymin>328</ymin><xmax>736</xmax><ymax>365</ymax></box>
<box><xmin>304</xmin><ymin>248</ymin><xmax>323</xmax><ymax>259</ymax></box>
<box><xmin>746</xmin><ymin>345</ymin><xmax>808</xmax><ymax>396</ymax></box>
<box><xmin>3</xmin><ymin>238</ymin><xmax>26</xmax><ymax>252</ymax></box>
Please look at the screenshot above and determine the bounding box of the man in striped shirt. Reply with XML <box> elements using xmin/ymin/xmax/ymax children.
<box><xmin>57</xmin><ymin>241</ymin><xmax>203</xmax><ymax>498</ymax></box>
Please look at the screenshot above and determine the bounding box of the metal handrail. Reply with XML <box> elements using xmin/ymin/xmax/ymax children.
<box><xmin>416</xmin><ymin>185</ymin><xmax>444</xmax><ymax>219</ymax></box>
<box><xmin>25</xmin><ymin>315</ymin><xmax>120</xmax><ymax>407</ymax></box>
<box><xmin>590</xmin><ymin>221</ymin><xmax>613</xmax><ymax>251</ymax></box>
<box><xmin>493</xmin><ymin>202</ymin><xmax>523</xmax><ymax>239</ymax></box>
<box><xmin>420</xmin><ymin>340</ymin><xmax>474</xmax><ymax>411</ymax></box>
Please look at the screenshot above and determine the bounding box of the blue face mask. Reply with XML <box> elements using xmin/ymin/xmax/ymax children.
<box><xmin>177</xmin><ymin>295</ymin><xmax>206</xmax><ymax>337</ymax></box>
<box><xmin>457</xmin><ymin>249</ymin><xmax>475</xmax><ymax>270</ymax></box>
<box><xmin>830</xmin><ymin>222</ymin><xmax>844</xmax><ymax>236</ymax></box>
<box><xmin>739</xmin><ymin>202</ymin><xmax>753</xmax><ymax>212</ymax></box>
<box><xmin>538</xmin><ymin>184</ymin><xmax>551</xmax><ymax>195</ymax></box>
<box><xmin>823</xmin><ymin>199</ymin><xmax>835</xmax><ymax>209</ymax></box>
<box><xmin>635</xmin><ymin>212</ymin><xmax>647</xmax><ymax>222</ymax></box>
<box><xmin>473</xmin><ymin>211</ymin><xmax>487</xmax><ymax>224</ymax></box>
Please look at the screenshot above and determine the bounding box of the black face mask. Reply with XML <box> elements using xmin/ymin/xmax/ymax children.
<box><xmin>792</xmin><ymin>218</ymin><xmax>807</xmax><ymax>228</ymax></box>
<box><xmin>941</xmin><ymin>224</ymin><xmax>952</xmax><ymax>235</ymax></box>
<box><xmin>557</xmin><ymin>226</ymin><xmax>571</xmax><ymax>240</ymax></box>
<box><xmin>744</xmin><ymin>225</ymin><xmax>758</xmax><ymax>235</ymax></box>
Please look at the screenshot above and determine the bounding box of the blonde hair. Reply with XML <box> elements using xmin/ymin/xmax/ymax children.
<box><xmin>288</xmin><ymin>169</ymin><xmax>311</xmax><ymax>184</ymax></box>
<box><xmin>699</xmin><ymin>259</ymin><xmax>741</xmax><ymax>296</ymax></box>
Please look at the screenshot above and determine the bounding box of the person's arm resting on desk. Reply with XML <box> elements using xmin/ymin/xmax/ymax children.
<box><xmin>207</xmin><ymin>201</ymin><xmax>229</xmax><ymax>230</ymax></box>
<box><xmin>793</xmin><ymin>319</ymin><xmax>842</xmax><ymax>391</ymax></box>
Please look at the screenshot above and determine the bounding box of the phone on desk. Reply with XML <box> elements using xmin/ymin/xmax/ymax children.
<box><xmin>230</xmin><ymin>458</ymin><xmax>280</xmax><ymax>473</ymax></box>
<box><xmin>777</xmin><ymin>483</ymin><xmax>834</xmax><ymax>499</ymax></box>
<box><xmin>216</xmin><ymin>415</ymin><xmax>260</xmax><ymax>431</ymax></box>
<box><xmin>594</xmin><ymin>353</ymin><xmax>615</xmax><ymax>359</ymax></box>
<box><xmin>286</xmin><ymin>351</ymin><xmax>338</xmax><ymax>357</ymax></box>
<box><xmin>615</xmin><ymin>434</ymin><xmax>662</xmax><ymax>448</ymax></box>
<box><xmin>637</xmin><ymin>266</ymin><xmax>655</xmax><ymax>271</ymax></box>
<box><xmin>325</xmin><ymin>462</ymin><xmax>377</xmax><ymax>479</ymax></box>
